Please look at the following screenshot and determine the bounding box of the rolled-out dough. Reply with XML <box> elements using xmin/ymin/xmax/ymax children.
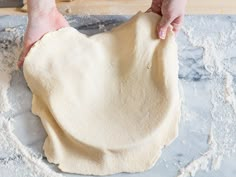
<box><xmin>23</xmin><ymin>12</ymin><xmax>180</xmax><ymax>175</ymax></box>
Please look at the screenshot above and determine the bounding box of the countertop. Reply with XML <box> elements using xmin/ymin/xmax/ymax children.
<box><xmin>0</xmin><ymin>14</ymin><xmax>236</xmax><ymax>177</ymax></box>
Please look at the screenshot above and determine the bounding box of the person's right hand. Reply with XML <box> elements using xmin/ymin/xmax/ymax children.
<box><xmin>148</xmin><ymin>0</ymin><xmax>187</xmax><ymax>39</ymax></box>
<box><xmin>18</xmin><ymin>7</ymin><xmax>69</xmax><ymax>67</ymax></box>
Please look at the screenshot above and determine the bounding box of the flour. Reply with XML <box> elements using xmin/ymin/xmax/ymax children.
<box><xmin>0</xmin><ymin>27</ymin><xmax>21</xmax><ymax>112</ymax></box>
<box><xmin>224</xmin><ymin>71</ymin><xmax>236</xmax><ymax>113</ymax></box>
<box><xmin>177</xmin><ymin>130</ymin><xmax>218</xmax><ymax>177</ymax></box>
<box><xmin>0</xmin><ymin>27</ymin><xmax>64</xmax><ymax>177</ymax></box>
<box><xmin>177</xmin><ymin>17</ymin><xmax>236</xmax><ymax>176</ymax></box>
<box><xmin>0</xmin><ymin>117</ymin><xmax>64</xmax><ymax>177</ymax></box>
<box><xmin>0</xmin><ymin>71</ymin><xmax>11</xmax><ymax>112</ymax></box>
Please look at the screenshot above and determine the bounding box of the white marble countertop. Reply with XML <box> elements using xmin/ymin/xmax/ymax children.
<box><xmin>0</xmin><ymin>14</ymin><xmax>236</xmax><ymax>177</ymax></box>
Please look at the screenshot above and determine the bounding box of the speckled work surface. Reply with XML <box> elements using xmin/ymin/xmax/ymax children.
<box><xmin>0</xmin><ymin>14</ymin><xmax>236</xmax><ymax>177</ymax></box>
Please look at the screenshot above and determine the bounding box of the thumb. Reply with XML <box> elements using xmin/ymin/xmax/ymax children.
<box><xmin>157</xmin><ymin>14</ymin><xmax>173</xmax><ymax>39</ymax></box>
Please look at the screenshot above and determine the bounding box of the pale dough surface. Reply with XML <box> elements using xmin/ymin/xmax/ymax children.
<box><xmin>23</xmin><ymin>12</ymin><xmax>180</xmax><ymax>175</ymax></box>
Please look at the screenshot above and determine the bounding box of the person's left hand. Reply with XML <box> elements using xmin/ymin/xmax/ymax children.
<box><xmin>148</xmin><ymin>0</ymin><xmax>187</xmax><ymax>39</ymax></box>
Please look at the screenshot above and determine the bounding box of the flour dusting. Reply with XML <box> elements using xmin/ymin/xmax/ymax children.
<box><xmin>177</xmin><ymin>130</ymin><xmax>218</xmax><ymax>177</ymax></box>
<box><xmin>0</xmin><ymin>26</ymin><xmax>63</xmax><ymax>177</ymax></box>
<box><xmin>0</xmin><ymin>27</ymin><xmax>21</xmax><ymax>112</ymax></box>
<box><xmin>0</xmin><ymin>117</ymin><xmax>64</xmax><ymax>177</ymax></box>
<box><xmin>177</xmin><ymin>17</ymin><xmax>236</xmax><ymax>176</ymax></box>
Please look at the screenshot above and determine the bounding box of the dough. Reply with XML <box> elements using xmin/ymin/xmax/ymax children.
<box><xmin>23</xmin><ymin>12</ymin><xmax>180</xmax><ymax>175</ymax></box>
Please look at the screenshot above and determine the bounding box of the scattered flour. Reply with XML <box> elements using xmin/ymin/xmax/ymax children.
<box><xmin>98</xmin><ymin>24</ymin><xmax>107</xmax><ymax>31</ymax></box>
<box><xmin>177</xmin><ymin>17</ymin><xmax>236</xmax><ymax>176</ymax></box>
<box><xmin>0</xmin><ymin>27</ymin><xmax>64</xmax><ymax>177</ymax></box>
<box><xmin>224</xmin><ymin>71</ymin><xmax>236</xmax><ymax>113</ymax></box>
<box><xmin>0</xmin><ymin>117</ymin><xmax>64</xmax><ymax>177</ymax></box>
<box><xmin>0</xmin><ymin>71</ymin><xmax>11</xmax><ymax>112</ymax></box>
<box><xmin>177</xmin><ymin>129</ymin><xmax>218</xmax><ymax>177</ymax></box>
<box><xmin>0</xmin><ymin>27</ymin><xmax>21</xmax><ymax>112</ymax></box>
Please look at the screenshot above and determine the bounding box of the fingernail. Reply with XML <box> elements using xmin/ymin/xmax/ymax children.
<box><xmin>159</xmin><ymin>30</ymin><xmax>165</xmax><ymax>39</ymax></box>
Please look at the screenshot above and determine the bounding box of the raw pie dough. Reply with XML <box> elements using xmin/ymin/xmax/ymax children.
<box><xmin>23</xmin><ymin>12</ymin><xmax>180</xmax><ymax>175</ymax></box>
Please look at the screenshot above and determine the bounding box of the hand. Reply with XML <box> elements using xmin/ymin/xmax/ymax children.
<box><xmin>18</xmin><ymin>7</ymin><xmax>69</xmax><ymax>67</ymax></box>
<box><xmin>148</xmin><ymin>0</ymin><xmax>187</xmax><ymax>39</ymax></box>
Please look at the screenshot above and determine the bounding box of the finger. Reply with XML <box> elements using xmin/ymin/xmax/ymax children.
<box><xmin>158</xmin><ymin>14</ymin><xmax>174</xmax><ymax>39</ymax></box>
<box><xmin>172</xmin><ymin>16</ymin><xmax>184</xmax><ymax>34</ymax></box>
<box><xmin>17</xmin><ymin>50</ymin><xmax>26</xmax><ymax>68</ymax></box>
<box><xmin>172</xmin><ymin>23</ymin><xmax>181</xmax><ymax>34</ymax></box>
<box><xmin>17</xmin><ymin>46</ymin><xmax>31</xmax><ymax>68</ymax></box>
